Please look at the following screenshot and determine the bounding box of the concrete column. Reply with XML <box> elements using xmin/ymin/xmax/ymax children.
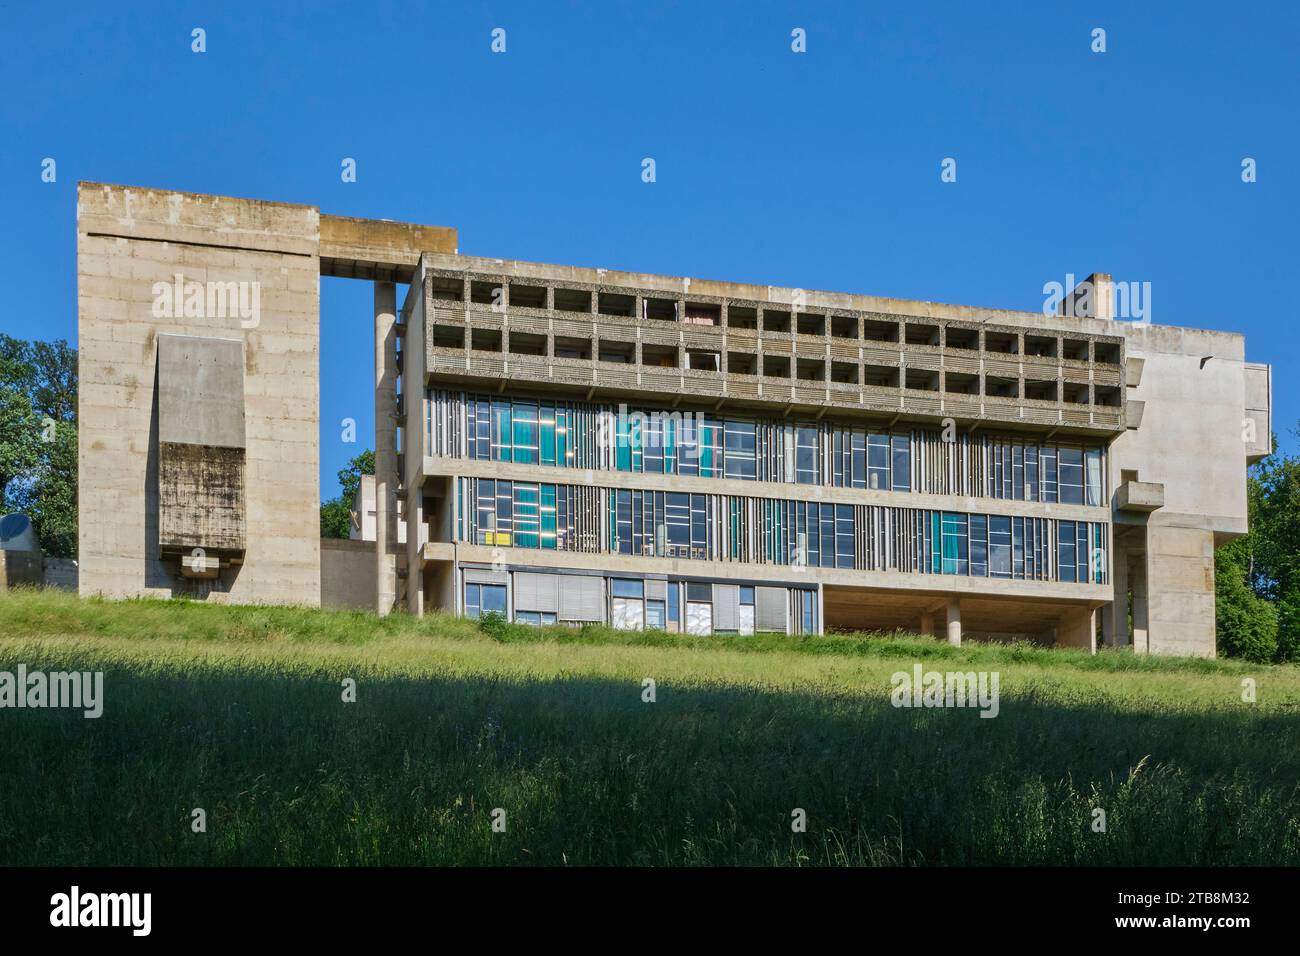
<box><xmin>945</xmin><ymin>600</ymin><xmax>962</xmax><ymax>647</ymax></box>
<box><xmin>406</xmin><ymin>492</ymin><xmax>424</xmax><ymax>616</ymax></box>
<box><xmin>374</xmin><ymin>281</ymin><xmax>398</xmax><ymax>616</ymax></box>
<box><xmin>1131</xmin><ymin>557</ymin><xmax>1150</xmax><ymax>654</ymax></box>
<box><xmin>1106</xmin><ymin>545</ymin><xmax>1130</xmax><ymax>647</ymax></box>
<box><xmin>920</xmin><ymin>612</ymin><xmax>935</xmax><ymax>638</ymax></box>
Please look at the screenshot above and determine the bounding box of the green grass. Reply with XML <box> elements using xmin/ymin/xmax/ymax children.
<box><xmin>1</xmin><ymin>586</ymin><xmax>1298</xmax><ymax>866</ymax></box>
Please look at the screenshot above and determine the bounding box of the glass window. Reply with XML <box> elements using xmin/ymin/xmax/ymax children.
<box><xmin>666</xmin><ymin>582</ymin><xmax>681</xmax><ymax>632</ymax></box>
<box><xmin>513</xmin><ymin>483</ymin><xmax>540</xmax><ymax>548</ymax></box>
<box><xmin>1086</xmin><ymin>448</ymin><xmax>1104</xmax><ymax>506</ymax></box>
<box><xmin>739</xmin><ymin>586</ymin><xmax>755</xmax><ymax>605</ymax></box>
<box><xmin>989</xmin><ymin>516</ymin><xmax>1012</xmax><ymax>578</ymax></box>
<box><xmin>686</xmin><ymin>581</ymin><xmax>712</xmax><ymax>602</ymax></box>
<box><xmin>835</xmin><ymin>504</ymin><xmax>855</xmax><ymax>569</ymax></box>
<box><xmin>867</xmin><ymin>433</ymin><xmax>889</xmax><ymax>490</ymax></box>
<box><xmin>724</xmin><ymin>420</ymin><xmax>757</xmax><ymax>480</ymax></box>
<box><xmin>611</xmin><ymin>578</ymin><xmax>644</xmax><ymax>599</ymax></box>
<box><xmin>941</xmin><ymin>512</ymin><xmax>968</xmax><ymax>575</ymax></box>
<box><xmin>646</xmin><ymin>600</ymin><xmax>666</xmax><ymax>630</ymax></box>
<box><xmin>795</xmin><ymin>426</ymin><xmax>819</xmax><ymax>485</ymax></box>
<box><xmin>891</xmin><ymin>434</ymin><xmax>911</xmax><ymax>492</ymax></box>
<box><xmin>1059</xmin><ymin>521</ymin><xmax>1078</xmax><ymax>582</ymax></box>
<box><xmin>969</xmin><ymin>514</ymin><xmax>988</xmax><ymax>577</ymax></box>
<box><xmin>1059</xmin><ymin>447</ymin><xmax>1084</xmax><ymax>505</ymax></box>
<box><xmin>465</xmin><ymin>582</ymin><xmax>506</xmax><ymax>619</ymax></box>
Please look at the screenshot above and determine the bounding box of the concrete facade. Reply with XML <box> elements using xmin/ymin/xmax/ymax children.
<box><xmin>73</xmin><ymin>182</ymin><xmax>1269</xmax><ymax>655</ymax></box>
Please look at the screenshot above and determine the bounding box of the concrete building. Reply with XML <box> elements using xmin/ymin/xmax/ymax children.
<box><xmin>76</xmin><ymin>182</ymin><xmax>1271</xmax><ymax>655</ymax></box>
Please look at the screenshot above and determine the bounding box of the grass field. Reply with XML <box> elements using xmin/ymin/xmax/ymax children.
<box><xmin>1</xmin><ymin>587</ymin><xmax>1298</xmax><ymax>866</ymax></box>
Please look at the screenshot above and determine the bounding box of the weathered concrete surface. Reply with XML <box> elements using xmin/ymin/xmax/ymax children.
<box><xmin>321</xmin><ymin>538</ymin><xmax>377</xmax><ymax>610</ymax></box>
<box><xmin>43</xmin><ymin>557</ymin><xmax>79</xmax><ymax>590</ymax></box>
<box><xmin>77</xmin><ymin>182</ymin><xmax>320</xmax><ymax>604</ymax></box>
<box><xmin>0</xmin><ymin>551</ymin><xmax>43</xmax><ymax>589</ymax></box>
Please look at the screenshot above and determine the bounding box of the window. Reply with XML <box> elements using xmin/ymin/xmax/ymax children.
<box><xmin>795</xmin><ymin>426</ymin><xmax>819</xmax><ymax>485</ymax></box>
<box><xmin>867</xmin><ymin>432</ymin><xmax>889</xmax><ymax>490</ymax></box>
<box><xmin>666</xmin><ymin>582</ymin><xmax>681</xmax><ymax>632</ymax></box>
<box><xmin>941</xmin><ymin>512</ymin><xmax>968</xmax><ymax>575</ymax></box>
<box><xmin>515</xmin><ymin>610</ymin><xmax>556</xmax><ymax>626</ymax></box>
<box><xmin>1059</xmin><ymin>521</ymin><xmax>1077</xmax><ymax>582</ymax></box>
<box><xmin>969</xmin><ymin>514</ymin><xmax>988</xmax><ymax>577</ymax></box>
<box><xmin>835</xmin><ymin>504</ymin><xmax>855</xmax><ymax>569</ymax></box>
<box><xmin>989</xmin><ymin>516</ymin><xmax>1012</xmax><ymax>578</ymax></box>
<box><xmin>1059</xmin><ymin>447</ymin><xmax>1084</xmax><ymax>505</ymax></box>
<box><xmin>891</xmin><ymin>434</ymin><xmax>911</xmax><ymax>491</ymax></box>
<box><xmin>611</xmin><ymin>578</ymin><xmax>645</xmax><ymax>630</ymax></box>
<box><xmin>1086</xmin><ymin>448</ymin><xmax>1104</xmax><ymax>506</ymax></box>
<box><xmin>798</xmin><ymin>591</ymin><xmax>816</xmax><ymax>634</ymax></box>
<box><xmin>724</xmin><ymin>420</ymin><xmax>757</xmax><ymax>480</ymax></box>
<box><xmin>646</xmin><ymin>600</ymin><xmax>667</xmax><ymax>630</ymax></box>
<box><xmin>465</xmin><ymin>583</ymin><xmax>507</xmax><ymax>619</ymax></box>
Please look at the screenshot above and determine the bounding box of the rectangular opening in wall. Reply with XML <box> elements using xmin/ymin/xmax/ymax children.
<box><xmin>984</xmin><ymin>375</ymin><xmax>1017</xmax><ymax>398</ymax></box>
<box><xmin>1025</xmin><ymin>378</ymin><xmax>1058</xmax><ymax>401</ymax></box>
<box><xmin>1095</xmin><ymin>341</ymin><xmax>1121</xmax><ymax>364</ymax></box>
<box><xmin>509</xmin><ymin>283</ymin><xmax>546</xmax><ymax>309</ymax></box>
<box><xmin>946</xmin><ymin>327</ymin><xmax>978</xmax><ymax>350</ymax></box>
<box><xmin>763</xmin><ymin>310</ymin><xmax>791</xmax><ymax>334</ymax></box>
<box><xmin>470</xmin><ymin>280</ymin><xmax>503</xmax><ymax>306</ymax></box>
<box><xmin>905</xmin><ymin>322</ymin><xmax>940</xmax><ymax>346</ymax></box>
<box><xmin>599</xmin><ymin>292</ymin><xmax>636</xmax><ymax>317</ymax></box>
<box><xmin>796</xmin><ymin>357</ymin><xmax>825</xmax><ymax>382</ymax></box>
<box><xmin>598</xmin><ymin>340</ymin><xmax>635</xmax><ymax>364</ymax></box>
<box><xmin>1063</xmin><ymin>382</ymin><xmax>1089</xmax><ymax>405</ymax></box>
<box><xmin>471</xmin><ymin>328</ymin><xmax>502</xmax><ymax>353</ymax></box>
<box><xmin>864</xmin><ymin>363</ymin><xmax>900</xmax><ymax>387</ymax></box>
<box><xmin>863</xmin><ymin>318</ymin><xmax>899</xmax><ymax>343</ymax></box>
<box><xmin>554</xmin><ymin>336</ymin><xmax>591</xmax><ymax>360</ymax></box>
<box><xmin>429</xmin><ymin>276</ymin><xmax>463</xmax><ymax>302</ymax></box>
<box><xmin>944</xmin><ymin>371</ymin><xmax>979</xmax><ymax>394</ymax></box>
<box><xmin>830</xmin><ymin>314</ymin><xmax>858</xmax><ymax>339</ymax></box>
<box><xmin>1025</xmin><ymin>335</ymin><xmax>1058</xmax><ymax>358</ymax></box>
<box><xmin>728</xmin><ymin>305</ymin><xmax>758</xmax><ymax>330</ymax></box>
<box><xmin>1063</xmin><ymin>338</ymin><xmax>1089</xmax><ymax>361</ymax></box>
<box><xmin>431</xmin><ymin>325</ymin><xmax>464</xmax><ymax>349</ymax></box>
<box><xmin>830</xmin><ymin>360</ymin><xmax>858</xmax><ymax>384</ymax></box>
<box><xmin>685</xmin><ymin>302</ymin><xmax>720</xmax><ymax>326</ymax></box>
<box><xmin>763</xmin><ymin>354</ymin><xmax>791</xmax><ymax>378</ymax></box>
<box><xmin>985</xmin><ymin>331</ymin><xmax>1018</xmax><ymax>355</ymax></box>
<box><xmin>796</xmin><ymin>313</ymin><xmax>825</xmax><ymax>336</ymax></box>
<box><xmin>642</xmin><ymin>343</ymin><xmax>679</xmax><ymax>368</ymax></box>
<box><xmin>905</xmin><ymin>368</ymin><xmax>939</xmax><ymax>391</ymax></box>
<box><xmin>554</xmin><ymin>288</ymin><xmax>592</xmax><ymax>313</ymax></box>
<box><xmin>1095</xmin><ymin>385</ymin><xmax>1122</xmax><ymax>407</ymax></box>
<box><xmin>644</xmin><ymin>297</ymin><xmax>677</xmax><ymax>322</ymax></box>
<box><xmin>508</xmin><ymin>331</ymin><xmax>547</xmax><ymax>357</ymax></box>
<box><xmin>728</xmin><ymin>351</ymin><xmax>758</xmax><ymax>375</ymax></box>
<box><xmin>687</xmin><ymin>349</ymin><xmax>719</xmax><ymax>372</ymax></box>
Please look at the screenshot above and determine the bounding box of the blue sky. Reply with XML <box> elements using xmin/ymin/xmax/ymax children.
<box><xmin>3</xmin><ymin>1</ymin><xmax>1296</xmax><ymax>499</ymax></box>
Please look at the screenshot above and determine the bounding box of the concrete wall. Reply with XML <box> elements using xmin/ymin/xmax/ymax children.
<box><xmin>77</xmin><ymin>183</ymin><xmax>321</xmax><ymax>604</ymax></box>
<box><xmin>321</xmin><ymin>538</ymin><xmax>377</xmax><ymax>610</ymax></box>
<box><xmin>43</xmin><ymin>557</ymin><xmax>79</xmax><ymax>590</ymax></box>
<box><xmin>0</xmin><ymin>551</ymin><xmax>43</xmax><ymax>589</ymax></box>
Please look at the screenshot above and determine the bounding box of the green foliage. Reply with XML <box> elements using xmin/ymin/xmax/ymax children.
<box><xmin>0</xmin><ymin>335</ymin><xmax>78</xmax><ymax>556</ymax></box>
<box><xmin>476</xmin><ymin>610</ymin><xmax>511</xmax><ymax>640</ymax></box>
<box><xmin>2</xmin><ymin>588</ymin><xmax>1299</xmax><ymax>866</ymax></box>
<box><xmin>1215</xmin><ymin>428</ymin><xmax>1300</xmax><ymax>662</ymax></box>
<box><xmin>319</xmin><ymin>449</ymin><xmax>375</xmax><ymax>539</ymax></box>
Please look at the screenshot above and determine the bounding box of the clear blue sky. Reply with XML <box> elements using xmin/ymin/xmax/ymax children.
<box><xmin>2</xmin><ymin>1</ymin><xmax>1296</xmax><ymax>500</ymax></box>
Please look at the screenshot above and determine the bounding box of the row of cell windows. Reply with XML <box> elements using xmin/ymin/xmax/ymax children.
<box><xmin>428</xmin><ymin>392</ymin><xmax>1107</xmax><ymax>504</ymax></box>
<box><xmin>455</xmin><ymin>478</ymin><xmax>1107</xmax><ymax>584</ymax></box>
<box><xmin>464</xmin><ymin>577</ymin><xmax>817</xmax><ymax>636</ymax></box>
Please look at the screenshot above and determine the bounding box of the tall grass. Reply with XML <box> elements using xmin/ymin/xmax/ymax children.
<box><xmin>1</xmin><ymin>588</ymin><xmax>1297</xmax><ymax>865</ymax></box>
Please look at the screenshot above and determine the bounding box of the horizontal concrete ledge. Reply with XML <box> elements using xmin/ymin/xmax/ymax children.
<box><xmin>321</xmin><ymin>215</ymin><xmax>457</xmax><ymax>282</ymax></box>
<box><xmin>428</xmin><ymin>543</ymin><xmax>1112</xmax><ymax>603</ymax></box>
<box><xmin>1116</xmin><ymin>480</ymin><xmax>1165</xmax><ymax>512</ymax></box>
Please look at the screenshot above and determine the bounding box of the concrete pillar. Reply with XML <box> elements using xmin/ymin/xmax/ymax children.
<box><xmin>1131</xmin><ymin>558</ymin><xmax>1150</xmax><ymax>654</ymax></box>
<box><xmin>406</xmin><ymin>492</ymin><xmax>424</xmax><ymax>616</ymax></box>
<box><xmin>1106</xmin><ymin>546</ymin><xmax>1130</xmax><ymax>647</ymax></box>
<box><xmin>374</xmin><ymin>281</ymin><xmax>398</xmax><ymax>616</ymax></box>
<box><xmin>1058</xmin><ymin>606</ymin><xmax>1097</xmax><ymax>652</ymax></box>
<box><xmin>945</xmin><ymin>600</ymin><xmax>962</xmax><ymax>647</ymax></box>
<box><xmin>920</xmin><ymin>612</ymin><xmax>935</xmax><ymax>638</ymax></box>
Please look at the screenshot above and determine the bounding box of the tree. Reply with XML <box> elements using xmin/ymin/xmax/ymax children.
<box><xmin>0</xmin><ymin>335</ymin><xmax>78</xmax><ymax>556</ymax></box>
<box><xmin>320</xmin><ymin>449</ymin><xmax>375</xmax><ymax>539</ymax></box>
